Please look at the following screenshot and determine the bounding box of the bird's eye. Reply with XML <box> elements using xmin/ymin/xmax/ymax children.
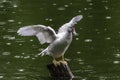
<box><xmin>69</xmin><ymin>27</ymin><xmax>72</xmax><ymax>29</ymax></box>
<box><xmin>68</xmin><ymin>27</ymin><xmax>73</xmax><ymax>32</ymax></box>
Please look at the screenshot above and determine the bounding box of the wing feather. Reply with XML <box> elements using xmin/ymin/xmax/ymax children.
<box><xmin>17</xmin><ymin>25</ymin><xmax>56</xmax><ymax>44</ymax></box>
<box><xmin>58</xmin><ymin>15</ymin><xmax>83</xmax><ymax>33</ymax></box>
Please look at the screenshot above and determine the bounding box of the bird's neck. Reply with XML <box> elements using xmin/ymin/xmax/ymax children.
<box><xmin>65</xmin><ymin>31</ymin><xmax>73</xmax><ymax>40</ymax></box>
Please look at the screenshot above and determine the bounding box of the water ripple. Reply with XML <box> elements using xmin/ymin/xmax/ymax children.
<box><xmin>106</xmin><ymin>16</ymin><xmax>111</xmax><ymax>19</ymax></box>
<box><xmin>84</xmin><ymin>39</ymin><xmax>93</xmax><ymax>42</ymax></box>
<box><xmin>18</xmin><ymin>69</ymin><xmax>25</xmax><ymax>72</ymax></box>
<box><xmin>2</xmin><ymin>52</ymin><xmax>11</xmax><ymax>56</ymax></box>
<box><xmin>57</xmin><ymin>7</ymin><xmax>66</xmax><ymax>11</ymax></box>
<box><xmin>113</xmin><ymin>61</ymin><xmax>120</xmax><ymax>64</ymax></box>
<box><xmin>3</xmin><ymin>35</ymin><xmax>15</xmax><ymax>40</ymax></box>
<box><xmin>0</xmin><ymin>76</ymin><xmax>4</xmax><ymax>79</ymax></box>
<box><xmin>8</xmin><ymin>19</ymin><xmax>15</xmax><ymax>23</ymax></box>
<box><xmin>0</xmin><ymin>22</ymin><xmax>6</xmax><ymax>25</ymax></box>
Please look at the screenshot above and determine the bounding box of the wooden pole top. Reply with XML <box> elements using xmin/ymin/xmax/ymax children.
<box><xmin>47</xmin><ymin>62</ymin><xmax>74</xmax><ymax>79</ymax></box>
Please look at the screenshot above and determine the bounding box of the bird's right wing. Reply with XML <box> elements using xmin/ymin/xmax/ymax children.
<box><xmin>69</xmin><ymin>15</ymin><xmax>83</xmax><ymax>25</ymax></box>
<box><xmin>58</xmin><ymin>15</ymin><xmax>83</xmax><ymax>33</ymax></box>
<box><xmin>17</xmin><ymin>25</ymin><xmax>57</xmax><ymax>44</ymax></box>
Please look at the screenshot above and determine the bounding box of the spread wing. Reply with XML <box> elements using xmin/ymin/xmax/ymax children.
<box><xmin>17</xmin><ymin>25</ymin><xmax>57</xmax><ymax>44</ymax></box>
<box><xmin>58</xmin><ymin>15</ymin><xmax>83</xmax><ymax>33</ymax></box>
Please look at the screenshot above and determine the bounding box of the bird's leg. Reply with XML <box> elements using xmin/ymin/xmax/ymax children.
<box><xmin>53</xmin><ymin>58</ymin><xmax>60</xmax><ymax>66</ymax></box>
<box><xmin>59</xmin><ymin>55</ymin><xmax>67</xmax><ymax>65</ymax></box>
<box><xmin>62</xmin><ymin>55</ymin><xmax>65</xmax><ymax>61</ymax></box>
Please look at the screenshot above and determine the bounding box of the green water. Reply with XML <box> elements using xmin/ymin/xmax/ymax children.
<box><xmin>0</xmin><ymin>0</ymin><xmax>120</xmax><ymax>80</ymax></box>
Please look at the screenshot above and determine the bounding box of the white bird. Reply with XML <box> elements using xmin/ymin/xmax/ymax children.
<box><xmin>17</xmin><ymin>15</ymin><xmax>83</xmax><ymax>64</ymax></box>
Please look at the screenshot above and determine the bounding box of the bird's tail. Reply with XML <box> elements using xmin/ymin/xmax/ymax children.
<box><xmin>37</xmin><ymin>49</ymin><xmax>48</xmax><ymax>56</ymax></box>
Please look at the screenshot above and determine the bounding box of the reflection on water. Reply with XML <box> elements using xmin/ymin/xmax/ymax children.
<box><xmin>0</xmin><ymin>0</ymin><xmax>120</xmax><ymax>80</ymax></box>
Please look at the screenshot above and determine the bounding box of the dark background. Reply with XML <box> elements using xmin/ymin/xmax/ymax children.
<box><xmin>0</xmin><ymin>0</ymin><xmax>120</xmax><ymax>80</ymax></box>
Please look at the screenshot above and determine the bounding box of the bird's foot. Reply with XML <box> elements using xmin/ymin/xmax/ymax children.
<box><xmin>59</xmin><ymin>60</ymin><xmax>68</xmax><ymax>65</ymax></box>
<box><xmin>59</xmin><ymin>56</ymin><xmax>68</xmax><ymax>65</ymax></box>
<box><xmin>53</xmin><ymin>60</ymin><xmax>60</xmax><ymax>66</ymax></box>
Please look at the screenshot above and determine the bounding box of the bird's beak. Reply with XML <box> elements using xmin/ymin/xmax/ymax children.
<box><xmin>73</xmin><ymin>27</ymin><xmax>78</xmax><ymax>36</ymax></box>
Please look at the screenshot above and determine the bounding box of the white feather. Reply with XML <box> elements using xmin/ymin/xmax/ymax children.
<box><xmin>17</xmin><ymin>25</ymin><xmax>56</xmax><ymax>44</ymax></box>
<box><xmin>17</xmin><ymin>26</ymin><xmax>39</xmax><ymax>36</ymax></box>
<box><xmin>36</xmin><ymin>32</ymin><xmax>46</xmax><ymax>44</ymax></box>
<box><xmin>17</xmin><ymin>15</ymin><xmax>83</xmax><ymax>58</ymax></box>
<box><xmin>69</xmin><ymin>15</ymin><xmax>83</xmax><ymax>25</ymax></box>
<box><xmin>58</xmin><ymin>15</ymin><xmax>83</xmax><ymax>33</ymax></box>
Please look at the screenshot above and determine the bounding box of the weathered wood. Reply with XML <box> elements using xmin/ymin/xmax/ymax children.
<box><xmin>47</xmin><ymin>62</ymin><xmax>74</xmax><ymax>79</ymax></box>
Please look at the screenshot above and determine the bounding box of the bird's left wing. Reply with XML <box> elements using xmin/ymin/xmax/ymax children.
<box><xmin>17</xmin><ymin>25</ymin><xmax>57</xmax><ymax>44</ymax></box>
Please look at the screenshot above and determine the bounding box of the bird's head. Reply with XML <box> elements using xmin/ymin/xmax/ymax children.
<box><xmin>68</xmin><ymin>26</ymin><xmax>78</xmax><ymax>36</ymax></box>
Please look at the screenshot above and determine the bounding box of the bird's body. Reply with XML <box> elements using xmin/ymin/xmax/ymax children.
<box><xmin>42</xmin><ymin>31</ymin><xmax>72</xmax><ymax>58</ymax></box>
<box><xmin>17</xmin><ymin>15</ymin><xmax>83</xmax><ymax>62</ymax></box>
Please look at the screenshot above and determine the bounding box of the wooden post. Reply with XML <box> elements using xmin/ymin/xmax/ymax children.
<box><xmin>47</xmin><ymin>62</ymin><xmax>74</xmax><ymax>79</ymax></box>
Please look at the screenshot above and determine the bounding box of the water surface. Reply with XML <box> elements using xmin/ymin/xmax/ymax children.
<box><xmin>0</xmin><ymin>0</ymin><xmax>120</xmax><ymax>80</ymax></box>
